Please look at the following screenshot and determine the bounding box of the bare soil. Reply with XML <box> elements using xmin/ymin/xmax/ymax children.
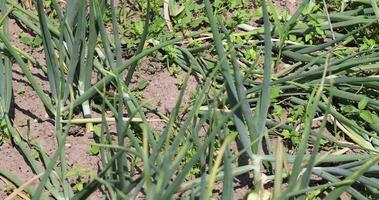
<box><xmin>273</xmin><ymin>0</ymin><xmax>300</xmax><ymax>15</ymax></box>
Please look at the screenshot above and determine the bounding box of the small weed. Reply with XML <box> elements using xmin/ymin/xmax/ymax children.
<box><xmin>340</xmin><ymin>97</ymin><xmax>379</xmax><ymax>125</ymax></box>
<box><xmin>4</xmin><ymin>183</ymin><xmax>16</xmax><ymax>194</ymax></box>
<box><xmin>17</xmin><ymin>86</ymin><xmax>27</xmax><ymax>95</ymax></box>
<box><xmin>281</xmin><ymin>129</ymin><xmax>300</xmax><ymax>146</ymax></box>
<box><xmin>66</xmin><ymin>165</ymin><xmax>95</xmax><ymax>192</ymax></box>
<box><xmin>19</xmin><ymin>35</ymin><xmax>43</xmax><ymax>48</ymax></box>
<box><xmin>131</xmin><ymin>80</ymin><xmax>150</xmax><ymax>92</ymax></box>
<box><xmin>0</xmin><ymin>119</ymin><xmax>10</xmax><ymax>143</ymax></box>
<box><xmin>89</xmin><ymin>144</ymin><xmax>100</xmax><ymax>156</ymax></box>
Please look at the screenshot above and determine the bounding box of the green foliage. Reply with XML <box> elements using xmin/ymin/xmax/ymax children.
<box><xmin>270</xmin><ymin>86</ymin><xmax>281</xmax><ymax>100</ymax></box>
<box><xmin>1</xmin><ymin>0</ymin><xmax>379</xmax><ymax>199</ymax></box>
<box><xmin>172</xmin><ymin>0</ymin><xmax>205</xmax><ymax>30</ymax></box>
<box><xmin>288</xmin><ymin>2</ymin><xmax>327</xmax><ymax>45</ymax></box>
<box><xmin>131</xmin><ymin>80</ymin><xmax>150</xmax><ymax>91</ymax></box>
<box><xmin>340</xmin><ymin>97</ymin><xmax>379</xmax><ymax>125</ymax></box>
<box><xmin>4</xmin><ymin>183</ymin><xmax>16</xmax><ymax>194</ymax></box>
<box><xmin>89</xmin><ymin>144</ymin><xmax>100</xmax><ymax>156</ymax></box>
<box><xmin>17</xmin><ymin>86</ymin><xmax>26</xmax><ymax>94</ymax></box>
<box><xmin>359</xmin><ymin>36</ymin><xmax>377</xmax><ymax>50</ymax></box>
<box><xmin>66</xmin><ymin>165</ymin><xmax>94</xmax><ymax>192</ymax></box>
<box><xmin>20</xmin><ymin>35</ymin><xmax>43</xmax><ymax>48</ymax></box>
<box><xmin>66</xmin><ymin>165</ymin><xmax>94</xmax><ymax>178</ymax></box>
<box><xmin>281</xmin><ymin>129</ymin><xmax>300</xmax><ymax>145</ymax></box>
<box><xmin>0</xmin><ymin>119</ymin><xmax>10</xmax><ymax>143</ymax></box>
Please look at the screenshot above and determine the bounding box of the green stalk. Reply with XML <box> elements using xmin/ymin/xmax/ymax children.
<box><xmin>62</xmin><ymin>29</ymin><xmax>205</xmax><ymax>112</ymax></box>
<box><xmin>35</xmin><ymin>0</ymin><xmax>60</xmax><ymax>101</ymax></box>
<box><xmin>284</xmin><ymin>73</ymin><xmax>327</xmax><ymax>197</ymax></box>
<box><xmin>206</xmin><ymin>133</ymin><xmax>237</xmax><ymax>199</ymax></box>
<box><xmin>204</xmin><ymin>0</ymin><xmax>254</xmax><ymax>164</ymax></box>
<box><xmin>0</xmin><ymin>32</ymin><xmax>55</xmax><ymax>114</ymax></box>
<box><xmin>273</xmin><ymin>138</ymin><xmax>284</xmax><ymax>200</ymax></box>
<box><xmin>325</xmin><ymin>154</ymin><xmax>379</xmax><ymax>199</ymax></box>
<box><xmin>124</xmin><ymin>0</ymin><xmax>151</xmax><ymax>86</ymax></box>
